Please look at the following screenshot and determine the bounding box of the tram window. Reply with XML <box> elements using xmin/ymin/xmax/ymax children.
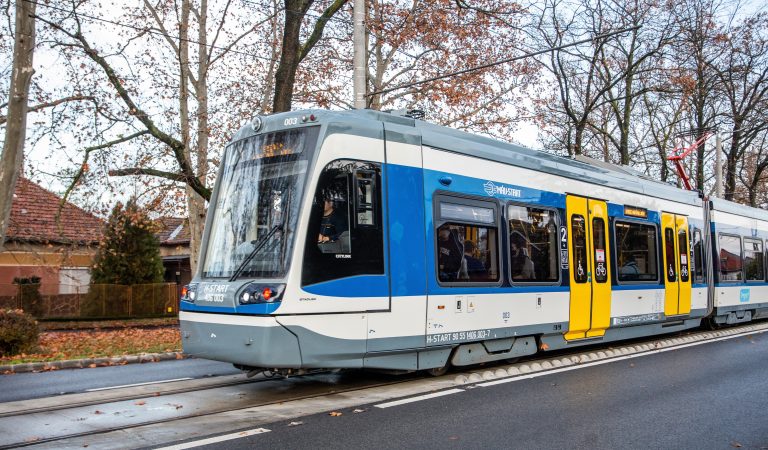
<box><xmin>718</xmin><ymin>234</ymin><xmax>742</xmax><ymax>282</ymax></box>
<box><xmin>664</xmin><ymin>228</ymin><xmax>677</xmax><ymax>282</ymax></box>
<box><xmin>435</xmin><ymin>197</ymin><xmax>499</xmax><ymax>284</ymax></box>
<box><xmin>571</xmin><ymin>215</ymin><xmax>588</xmax><ymax>283</ymax></box>
<box><xmin>355</xmin><ymin>171</ymin><xmax>376</xmax><ymax>227</ymax></box>
<box><xmin>615</xmin><ymin>221</ymin><xmax>658</xmax><ymax>282</ymax></box>
<box><xmin>692</xmin><ymin>229</ymin><xmax>704</xmax><ymax>283</ymax></box>
<box><xmin>678</xmin><ymin>228</ymin><xmax>690</xmax><ymax>283</ymax></box>
<box><xmin>592</xmin><ymin>218</ymin><xmax>607</xmax><ymax>283</ymax></box>
<box><xmin>507</xmin><ymin>205</ymin><xmax>559</xmax><ymax>283</ymax></box>
<box><xmin>743</xmin><ymin>238</ymin><xmax>764</xmax><ymax>282</ymax></box>
<box><xmin>301</xmin><ymin>160</ymin><xmax>384</xmax><ymax>286</ymax></box>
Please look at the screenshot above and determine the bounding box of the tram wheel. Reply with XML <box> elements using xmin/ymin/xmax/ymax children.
<box><xmin>425</xmin><ymin>364</ymin><xmax>450</xmax><ymax>377</ymax></box>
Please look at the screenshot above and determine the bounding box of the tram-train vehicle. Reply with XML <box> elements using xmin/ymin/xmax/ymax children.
<box><xmin>179</xmin><ymin>109</ymin><xmax>768</xmax><ymax>375</ymax></box>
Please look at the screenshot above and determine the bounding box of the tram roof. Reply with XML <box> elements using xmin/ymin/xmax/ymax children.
<box><xmin>356</xmin><ymin>109</ymin><xmax>703</xmax><ymax>207</ymax></box>
<box><xmin>235</xmin><ymin>109</ymin><xmax>707</xmax><ymax>206</ymax></box>
<box><xmin>710</xmin><ymin>197</ymin><xmax>768</xmax><ymax>222</ymax></box>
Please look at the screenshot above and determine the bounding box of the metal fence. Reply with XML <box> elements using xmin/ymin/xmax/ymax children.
<box><xmin>0</xmin><ymin>283</ymin><xmax>180</xmax><ymax>319</ymax></box>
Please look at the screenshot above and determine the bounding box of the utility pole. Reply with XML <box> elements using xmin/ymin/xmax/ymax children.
<box><xmin>715</xmin><ymin>133</ymin><xmax>723</xmax><ymax>198</ymax></box>
<box><xmin>0</xmin><ymin>0</ymin><xmax>36</xmax><ymax>251</ymax></box>
<box><xmin>352</xmin><ymin>0</ymin><xmax>366</xmax><ymax>109</ymax></box>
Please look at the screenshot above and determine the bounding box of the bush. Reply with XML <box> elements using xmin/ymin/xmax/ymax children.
<box><xmin>13</xmin><ymin>277</ymin><xmax>43</xmax><ymax>318</ymax></box>
<box><xmin>91</xmin><ymin>200</ymin><xmax>164</xmax><ymax>285</ymax></box>
<box><xmin>0</xmin><ymin>309</ymin><xmax>39</xmax><ymax>357</ymax></box>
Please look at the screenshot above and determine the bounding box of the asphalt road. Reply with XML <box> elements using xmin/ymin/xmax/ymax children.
<box><xmin>189</xmin><ymin>331</ymin><xmax>768</xmax><ymax>450</ymax></box>
<box><xmin>0</xmin><ymin>358</ymin><xmax>240</xmax><ymax>402</ymax></box>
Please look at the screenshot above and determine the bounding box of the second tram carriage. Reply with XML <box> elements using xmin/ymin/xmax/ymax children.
<box><xmin>179</xmin><ymin>109</ymin><xmax>768</xmax><ymax>374</ymax></box>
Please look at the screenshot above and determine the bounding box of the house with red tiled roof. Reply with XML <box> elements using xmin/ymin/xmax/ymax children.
<box><xmin>155</xmin><ymin>217</ymin><xmax>192</xmax><ymax>289</ymax></box>
<box><xmin>0</xmin><ymin>178</ymin><xmax>104</xmax><ymax>295</ymax></box>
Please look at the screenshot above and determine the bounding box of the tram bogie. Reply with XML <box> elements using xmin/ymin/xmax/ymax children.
<box><xmin>179</xmin><ymin>109</ymin><xmax>768</xmax><ymax>374</ymax></box>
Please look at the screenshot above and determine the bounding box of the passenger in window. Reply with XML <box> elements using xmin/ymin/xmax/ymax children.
<box><xmin>620</xmin><ymin>255</ymin><xmax>640</xmax><ymax>279</ymax></box>
<box><xmin>318</xmin><ymin>196</ymin><xmax>348</xmax><ymax>243</ymax></box>
<box><xmin>438</xmin><ymin>227</ymin><xmax>463</xmax><ymax>281</ymax></box>
<box><xmin>510</xmin><ymin>236</ymin><xmax>535</xmax><ymax>280</ymax></box>
<box><xmin>462</xmin><ymin>240</ymin><xmax>487</xmax><ymax>281</ymax></box>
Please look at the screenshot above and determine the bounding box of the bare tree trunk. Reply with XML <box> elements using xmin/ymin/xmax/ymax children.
<box><xmin>178</xmin><ymin>0</ymin><xmax>203</xmax><ymax>274</ymax></box>
<box><xmin>273</xmin><ymin>0</ymin><xmax>312</xmax><ymax>113</ymax></box>
<box><xmin>0</xmin><ymin>0</ymin><xmax>35</xmax><ymax>251</ymax></box>
<box><xmin>272</xmin><ymin>0</ymin><xmax>347</xmax><ymax>112</ymax></box>
<box><xmin>186</xmin><ymin>0</ymin><xmax>210</xmax><ymax>275</ymax></box>
<box><xmin>724</xmin><ymin>130</ymin><xmax>741</xmax><ymax>201</ymax></box>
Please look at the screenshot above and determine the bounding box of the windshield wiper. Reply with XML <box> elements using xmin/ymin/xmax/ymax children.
<box><xmin>228</xmin><ymin>225</ymin><xmax>283</xmax><ymax>282</ymax></box>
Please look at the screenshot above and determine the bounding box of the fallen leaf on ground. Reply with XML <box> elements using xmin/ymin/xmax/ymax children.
<box><xmin>88</xmin><ymin>364</ymin><xmax>97</xmax><ymax>368</ymax></box>
<box><xmin>731</xmin><ymin>442</ymin><xmax>742</xmax><ymax>448</ymax></box>
<box><xmin>288</xmin><ymin>421</ymin><xmax>304</xmax><ymax>427</ymax></box>
<box><xmin>93</xmin><ymin>410</ymin><xmax>104</xmax><ymax>415</ymax></box>
<box><xmin>134</xmin><ymin>401</ymin><xmax>146</xmax><ymax>406</ymax></box>
<box><xmin>329</xmin><ymin>411</ymin><xmax>342</xmax><ymax>417</ymax></box>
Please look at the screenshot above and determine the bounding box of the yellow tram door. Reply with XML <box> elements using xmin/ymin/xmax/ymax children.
<box><xmin>565</xmin><ymin>195</ymin><xmax>612</xmax><ymax>341</ymax></box>
<box><xmin>661</xmin><ymin>213</ymin><xmax>692</xmax><ymax>316</ymax></box>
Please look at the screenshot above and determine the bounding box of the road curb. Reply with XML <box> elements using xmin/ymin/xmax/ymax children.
<box><xmin>0</xmin><ymin>352</ymin><xmax>186</xmax><ymax>375</ymax></box>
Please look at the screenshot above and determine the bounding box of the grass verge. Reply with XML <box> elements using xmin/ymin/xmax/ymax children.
<box><xmin>1</xmin><ymin>326</ymin><xmax>182</xmax><ymax>366</ymax></box>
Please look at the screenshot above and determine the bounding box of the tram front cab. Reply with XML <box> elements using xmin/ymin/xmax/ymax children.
<box><xmin>179</xmin><ymin>110</ymin><xmax>390</xmax><ymax>370</ymax></box>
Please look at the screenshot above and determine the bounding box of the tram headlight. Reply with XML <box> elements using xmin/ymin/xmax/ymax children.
<box><xmin>238</xmin><ymin>283</ymin><xmax>285</xmax><ymax>305</ymax></box>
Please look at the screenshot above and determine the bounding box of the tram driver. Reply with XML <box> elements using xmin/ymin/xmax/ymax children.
<box><xmin>317</xmin><ymin>195</ymin><xmax>348</xmax><ymax>243</ymax></box>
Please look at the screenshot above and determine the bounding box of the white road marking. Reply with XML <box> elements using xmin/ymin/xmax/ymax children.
<box><xmin>86</xmin><ymin>377</ymin><xmax>193</xmax><ymax>392</ymax></box>
<box><xmin>374</xmin><ymin>388</ymin><xmax>465</xmax><ymax>408</ymax></box>
<box><xmin>478</xmin><ymin>327</ymin><xmax>768</xmax><ymax>387</ymax></box>
<box><xmin>156</xmin><ymin>428</ymin><xmax>271</xmax><ymax>449</ymax></box>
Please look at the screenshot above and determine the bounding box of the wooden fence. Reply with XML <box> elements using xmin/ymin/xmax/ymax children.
<box><xmin>0</xmin><ymin>283</ymin><xmax>180</xmax><ymax>319</ymax></box>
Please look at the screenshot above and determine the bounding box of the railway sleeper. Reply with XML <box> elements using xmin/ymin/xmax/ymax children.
<box><xmin>451</xmin><ymin>336</ymin><xmax>537</xmax><ymax>367</ymax></box>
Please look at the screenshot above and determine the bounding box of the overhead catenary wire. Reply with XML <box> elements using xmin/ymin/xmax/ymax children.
<box><xmin>367</xmin><ymin>25</ymin><xmax>641</xmax><ymax>97</ymax></box>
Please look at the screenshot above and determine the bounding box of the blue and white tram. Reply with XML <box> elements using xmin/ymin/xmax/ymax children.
<box><xmin>179</xmin><ymin>109</ymin><xmax>768</xmax><ymax>374</ymax></box>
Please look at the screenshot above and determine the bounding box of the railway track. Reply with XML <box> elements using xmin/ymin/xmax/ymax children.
<box><xmin>2</xmin><ymin>321</ymin><xmax>766</xmax><ymax>450</ymax></box>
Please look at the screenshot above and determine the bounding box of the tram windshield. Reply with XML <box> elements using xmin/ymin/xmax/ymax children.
<box><xmin>202</xmin><ymin>127</ymin><xmax>319</xmax><ymax>278</ymax></box>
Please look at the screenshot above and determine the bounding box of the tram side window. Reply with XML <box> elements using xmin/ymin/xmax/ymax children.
<box><xmin>507</xmin><ymin>205</ymin><xmax>559</xmax><ymax>283</ymax></box>
<box><xmin>692</xmin><ymin>229</ymin><xmax>705</xmax><ymax>283</ymax></box>
<box><xmin>718</xmin><ymin>234</ymin><xmax>742</xmax><ymax>282</ymax></box>
<box><xmin>301</xmin><ymin>160</ymin><xmax>384</xmax><ymax>286</ymax></box>
<box><xmin>615</xmin><ymin>221</ymin><xmax>658</xmax><ymax>282</ymax></box>
<box><xmin>743</xmin><ymin>238</ymin><xmax>764</xmax><ymax>282</ymax></box>
<box><xmin>436</xmin><ymin>201</ymin><xmax>499</xmax><ymax>284</ymax></box>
